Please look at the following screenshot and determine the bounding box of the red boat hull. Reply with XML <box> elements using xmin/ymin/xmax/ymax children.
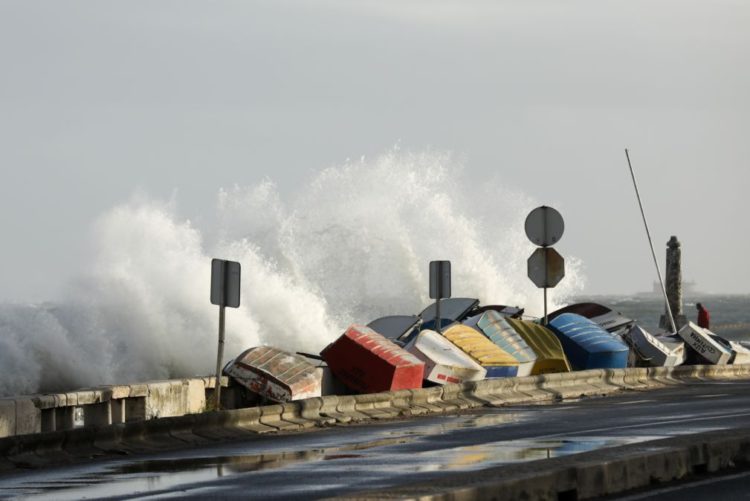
<box><xmin>322</xmin><ymin>325</ymin><xmax>425</xmax><ymax>393</ymax></box>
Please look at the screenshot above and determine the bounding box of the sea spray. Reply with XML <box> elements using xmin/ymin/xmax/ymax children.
<box><xmin>265</xmin><ymin>150</ymin><xmax>585</xmax><ymax>320</ymax></box>
<box><xmin>0</xmin><ymin>149</ymin><xmax>585</xmax><ymax>396</ymax></box>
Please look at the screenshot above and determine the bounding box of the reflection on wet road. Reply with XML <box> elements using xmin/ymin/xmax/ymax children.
<box><xmin>3</xmin><ymin>381</ymin><xmax>750</xmax><ymax>499</ymax></box>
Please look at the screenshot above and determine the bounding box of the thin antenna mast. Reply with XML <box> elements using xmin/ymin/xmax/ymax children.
<box><xmin>624</xmin><ymin>149</ymin><xmax>676</xmax><ymax>334</ymax></box>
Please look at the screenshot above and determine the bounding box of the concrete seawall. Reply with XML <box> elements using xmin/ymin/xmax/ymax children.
<box><xmin>0</xmin><ymin>376</ymin><xmax>242</xmax><ymax>439</ymax></box>
<box><xmin>2</xmin><ymin>364</ymin><xmax>750</xmax><ymax>471</ymax></box>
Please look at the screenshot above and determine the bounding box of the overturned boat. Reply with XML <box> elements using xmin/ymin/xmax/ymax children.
<box><xmin>321</xmin><ymin>324</ymin><xmax>425</xmax><ymax>393</ymax></box>
<box><xmin>471</xmin><ymin>304</ymin><xmax>525</xmax><ymax>319</ymax></box>
<box><xmin>224</xmin><ymin>346</ymin><xmax>323</xmax><ymax>402</ymax></box>
<box><xmin>442</xmin><ymin>324</ymin><xmax>519</xmax><ymax>377</ymax></box>
<box><xmin>504</xmin><ymin>317</ymin><xmax>572</xmax><ymax>374</ymax></box>
<box><xmin>547</xmin><ymin>313</ymin><xmax>630</xmax><ymax>370</ymax></box>
<box><xmin>418</xmin><ymin>297</ymin><xmax>480</xmax><ymax>334</ymax></box>
<box><xmin>464</xmin><ymin>310</ymin><xmax>537</xmax><ymax>377</ymax></box>
<box><xmin>729</xmin><ymin>340</ymin><xmax>750</xmax><ymax>365</ymax></box>
<box><xmin>677</xmin><ymin>321</ymin><xmax>732</xmax><ymax>365</ymax></box>
<box><xmin>295</xmin><ymin>352</ymin><xmax>351</xmax><ymax>396</ymax></box>
<box><xmin>622</xmin><ymin>325</ymin><xmax>686</xmax><ymax>367</ymax></box>
<box><xmin>367</xmin><ymin>315</ymin><xmax>421</xmax><ymax>345</ymax></box>
<box><xmin>548</xmin><ymin>302</ymin><xmax>635</xmax><ymax>337</ymax></box>
<box><xmin>404</xmin><ymin>329</ymin><xmax>487</xmax><ymax>384</ymax></box>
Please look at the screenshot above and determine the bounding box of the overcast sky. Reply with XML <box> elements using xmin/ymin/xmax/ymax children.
<box><xmin>1</xmin><ymin>0</ymin><xmax>748</xmax><ymax>301</ymax></box>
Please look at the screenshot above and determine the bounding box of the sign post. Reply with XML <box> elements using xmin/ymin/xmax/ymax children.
<box><xmin>429</xmin><ymin>260</ymin><xmax>451</xmax><ymax>334</ymax></box>
<box><xmin>524</xmin><ymin>206</ymin><xmax>565</xmax><ymax>325</ymax></box>
<box><xmin>210</xmin><ymin>258</ymin><xmax>241</xmax><ymax>410</ymax></box>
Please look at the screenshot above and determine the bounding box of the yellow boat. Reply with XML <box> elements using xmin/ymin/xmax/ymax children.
<box><xmin>505</xmin><ymin>318</ymin><xmax>572</xmax><ymax>374</ymax></box>
<box><xmin>442</xmin><ymin>324</ymin><xmax>519</xmax><ymax>377</ymax></box>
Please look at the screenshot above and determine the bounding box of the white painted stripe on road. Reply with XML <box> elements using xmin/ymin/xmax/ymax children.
<box><xmin>695</xmin><ymin>393</ymin><xmax>731</xmax><ymax>398</ymax></box>
<box><xmin>613</xmin><ymin>469</ymin><xmax>750</xmax><ymax>500</ymax></box>
<box><xmin>614</xmin><ymin>399</ymin><xmax>656</xmax><ymax>405</ymax></box>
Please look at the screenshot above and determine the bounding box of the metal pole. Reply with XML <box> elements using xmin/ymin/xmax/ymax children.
<box><xmin>435</xmin><ymin>297</ymin><xmax>442</xmax><ymax>334</ymax></box>
<box><xmin>624</xmin><ymin>149</ymin><xmax>677</xmax><ymax>334</ymax></box>
<box><xmin>542</xmin><ymin>211</ymin><xmax>549</xmax><ymax>326</ymax></box>
<box><xmin>214</xmin><ymin>305</ymin><xmax>226</xmax><ymax>410</ymax></box>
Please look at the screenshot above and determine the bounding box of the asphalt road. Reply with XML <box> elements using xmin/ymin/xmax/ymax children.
<box><xmin>2</xmin><ymin>380</ymin><xmax>750</xmax><ymax>500</ymax></box>
<box><xmin>601</xmin><ymin>468</ymin><xmax>750</xmax><ymax>501</ymax></box>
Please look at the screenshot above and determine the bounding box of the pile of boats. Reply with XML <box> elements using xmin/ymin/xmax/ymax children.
<box><xmin>224</xmin><ymin>298</ymin><xmax>750</xmax><ymax>404</ymax></box>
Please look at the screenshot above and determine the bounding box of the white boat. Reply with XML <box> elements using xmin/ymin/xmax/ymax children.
<box><xmin>623</xmin><ymin>325</ymin><xmax>686</xmax><ymax>367</ymax></box>
<box><xmin>729</xmin><ymin>341</ymin><xmax>750</xmax><ymax>365</ymax></box>
<box><xmin>404</xmin><ymin>329</ymin><xmax>487</xmax><ymax>385</ymax></box>
<box><xmin>677</xmin><ymin>321</ymin><xmax>732</xmax><ymax>365</ymax></box>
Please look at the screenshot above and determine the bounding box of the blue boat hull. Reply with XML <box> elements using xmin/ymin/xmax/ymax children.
<box><xmin>485</xmin><ymin>365</ymin><xmax>519</xmax><ymax>378</ymax></box>
<box><xmin>548</xmin><ymin>313</ymin><xmax>629</xmax><ymax>370</ymax></box>
<box><xmin>576</xmin><ymin>349</ymin><xmax>629</xmax><ymax>370</ymax></box>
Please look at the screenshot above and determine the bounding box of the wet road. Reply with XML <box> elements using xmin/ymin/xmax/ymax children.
<box><xmin>2</xmin><ymin>381</ymin><xmax>750</xmax><ymax>499</ymax></box>
<box><xmin>604</xmin><ymin>469</ymin><xmax>750</xmax><ymax>500</ymax></box>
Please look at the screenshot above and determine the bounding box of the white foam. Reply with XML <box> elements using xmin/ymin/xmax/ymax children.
<box><xmin>0</xmin><ymin>149</ymin><xmax>585</xmax><ymax>396</ymax></box>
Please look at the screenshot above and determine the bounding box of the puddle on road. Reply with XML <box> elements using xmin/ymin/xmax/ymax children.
<box><xmin>377</xmin><ymin>409</ymin><xmax>524</xmax><ymax>438</ymax></box>
<box><xmin>0</xmin><ymin>410</ymin><xmax>676</xmax><ymax>500</ymax></box>
<box><xmin>7</xmin><ymin>436</ymin><xmax>658</xmax><ymax>500</ymax></box>
<box><xmin>414</xmin><ymin>435</ymin><xmax>649</xmax><ymax>471</ymax></box>
<box><xmin>0</xmin><ymin>433</ymin><xmax>424</xmax><ymax>500</ymax></box>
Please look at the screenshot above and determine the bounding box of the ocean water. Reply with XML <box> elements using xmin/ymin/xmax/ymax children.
<box><xmin>573</xmin><ymin>294</ymin><xmax>750</xmax><ymax>341</ymax></box>
<box><xmin>0</xmin><ymin>150</ymin><xmax>586</xmax><ymax>397</ymax></box>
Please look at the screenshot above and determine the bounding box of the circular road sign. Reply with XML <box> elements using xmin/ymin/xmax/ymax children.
<box><xmin>525</xmin><ymin>206</ymin><xmax>564</xmax><ymax>247</ymax></box>
<box><xmin>524</xmin><ymin>205</ymin><xmax>565</xmax><ymax>247</ymax></box>
<box><xmin>527</xmin><ymin>247</ymin><xmax>565</xmax><ymax>288</ymax></box>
